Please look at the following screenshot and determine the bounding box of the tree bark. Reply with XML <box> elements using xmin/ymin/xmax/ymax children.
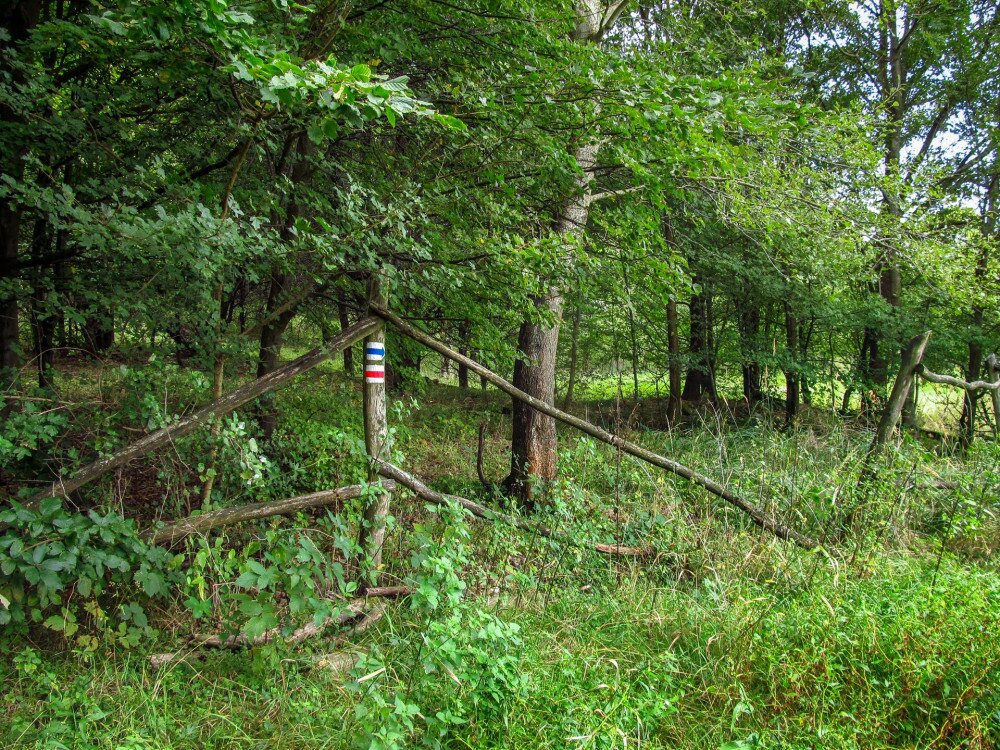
<box><xmin>255</xmin><ymin>273</ymin><xmax>298</xmax><ymax>440</ymax></box>
<box><xmin>0</xmin><ymin>1</ymin><xmax>43</xmax><ymax>403</ymax></box>
<box><xmin>507</xmin><ymin>137</ymin><xmax>598</xmax><ymax>504</ymax></box>
<box><xmin>29</xmin><ymin>218</ymin><xmax>57</xmax><ymax>391</ymax></box>
<box><xmin>563</xmin><ymin>303</ymin><xmax>581</xmax><ymax>410</ymax></box>
<box><xmin>505</xmin><ymin>0</ymin><xmax>622</xmax><ymax>506</ymax></box>
<box><xmin>870</xmin><ymin>331</ymin><xmax>931</xmax><ymax>452</ymax></box>
<box><xmin>682</xmin><ymin>282</ymin><xmax>716</xmax><ymax>401</ymax></box>
<box><xmin>738</xmin><ymin>302</ymin><xmax>762</xmax><ymax>405</ymax></box>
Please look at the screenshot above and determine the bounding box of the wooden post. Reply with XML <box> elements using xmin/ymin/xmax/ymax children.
<box><xmin>357</xmin><ymin>276</ymin><xmax>392</xmax><ymax>583</ymax></box>
<box><xmin>870</xmin><ymin>331</ymin><xmax>931</xmax><ymax>452</ymax></box>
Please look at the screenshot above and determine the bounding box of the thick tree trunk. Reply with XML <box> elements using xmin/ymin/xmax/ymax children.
<box><xmin>507</xmin><ymin>303</ymin><xmax>563</xmax><ymax>503</ymax></box>
<box><xmin>358</xmin><ymin>277</ymin><xmax>392</xmax><ymax>583</ymax></box>
<box><xmin>784</xmin><ymin>303</ymin><xmax>799</xmax><ymax>425</ymax></box>
<box><xmin>507</xmin><ymin>138</ymin><xmax>597</xmax><ymax>505</ymax></box>
<box><xmin>738</xmin><ymin>303</ymin><xmax>762</xmax><ymax>405</ymax></box>
<box><xmin>682</xmin><ymin>283</ymin><xmax>716</xmax><ymax>401</ymax></box>
<box><xmin>666</xmin><ymin>296</ymin><xmax>681</xmax><ymax>421</ymax></box>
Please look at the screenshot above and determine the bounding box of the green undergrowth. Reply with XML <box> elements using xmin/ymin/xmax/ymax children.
<box><xmin>3</xmin><ymin>374</ymin><xmax>1000</xmax><ymax>749</ymax></box>
<box><xmin>2</xmin><ymin>553</ymin><xmax>997</xmax><ymax>749</ymax></box>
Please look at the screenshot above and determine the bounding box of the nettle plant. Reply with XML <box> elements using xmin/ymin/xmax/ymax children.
<box><xmin>350</xmin><ymin>500</ymin><xmax>525</xmax><ymax>750</ymax></box>
<box><xmin>0</xmin><ymin>498</ymin><xmax>179</xmax><ymax>647</ymax></box>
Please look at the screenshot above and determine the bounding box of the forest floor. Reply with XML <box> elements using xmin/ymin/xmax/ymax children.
<box><xmin>2</xmin><ymin>365</ymin><xmax>999</xmax><ymax>750</ymax></box>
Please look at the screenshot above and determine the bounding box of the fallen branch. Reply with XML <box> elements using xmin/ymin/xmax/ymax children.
<box><xmin>916</xmin><ymin>364</ymin><xmax>1000</xmax><ymax>393</ymax></box>
<box><xmin>12</xmin><ymin>317</ymin><xmax>378</xmax><ymax>522</ymax></box>
<box><xmin>373</xmin><ymin>306</ymin><xmax>820</xmax><ymax>550</ymax></box>
<box><xmin>150</xmin><ymin>590</ymin><xmax>397</xmax><ymax>668</ymax></box>
<box><xmin>148</xmin><ymin>481</ymin><xmax>396</xmax><ymax>546</ymax></box>
<box><xmin>377</xmin><ymin>460</ymin><xmax>654</xmax><ymax>557</ymax></box>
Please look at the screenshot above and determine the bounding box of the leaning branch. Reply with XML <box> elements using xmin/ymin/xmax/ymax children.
<box><xmin>916</xmin><ymin>364</ymin><xmax>1000</xmax><ymax>393</ymax></box>
<box><xmin>377</xmin><ymin>461</ymin><xmax>654</xmax><ymax>557</ymax></box>
<box><xmin>16</xmin><ymin>318</ymin><xmax>379</xmax><ymax>519</ymax></box>
<box><xmin>373</xmin><ymin>306</ymin><xmax>819</xmax><ymax>550</ymax></box>
<box><xmin>148</xmin><ymin>481</ymin><xmax>396</xmax><ymax>546</ymax></box>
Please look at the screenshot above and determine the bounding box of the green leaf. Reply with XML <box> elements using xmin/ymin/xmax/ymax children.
<box><xmin>435</xmin><ymin>113</ymin><xmax>467</xmax><ymax>131</ymax></box>
<box><xmin>351</xmin><ymin>64</ymin><xmax>372</xmax><ymax>82</ymax></box>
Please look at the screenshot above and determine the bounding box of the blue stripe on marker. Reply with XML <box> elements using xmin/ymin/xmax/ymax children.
<box><xmin>365</xmin><ymin>344</ymin><xmax>385</xmax><ymax>356</ymax></box>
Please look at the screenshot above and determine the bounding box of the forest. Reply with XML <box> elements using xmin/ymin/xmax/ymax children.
<box><xmin>1</xmin><ymin>0</ymin><xmax>999</xmax><ymax>748</ymax></box>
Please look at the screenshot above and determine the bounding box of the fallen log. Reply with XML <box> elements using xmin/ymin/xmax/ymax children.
<box><xmin>147</xmin><ymin>481</ymin><xmax>396</xmax><ymax>546</ymax></box>
<box><xmin>378</xmin><ymin>460</ymin><xmax>654</xmax><ymax>557</ymax></box>
<box><xmin>372</xmin><ymin>306</ymin><xmax>820</xmax><ymax>550</ymax></box>
<box><xmin>150</xmin><ymin>591</ymin><xmax>395</xmax><ymax>668</ymax></box>
<box><xmin>11</xmin><ymin>317</ymin><xmax>378</xmax><ymax>523</ymax></box>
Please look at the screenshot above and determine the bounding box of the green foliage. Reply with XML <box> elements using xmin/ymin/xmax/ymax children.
<box><xmin>0</xmin><ymin>397</ymin><xmax>68</xmax><ymax>466</ymax></box>
<box><xmin>351</xmin><ymin>500</ymin><xmax>525</xmax><ymax>750</ymax></box>
<box><xmin>0</xmin><ymin>498</ymin><xmax>177</xmax><ymax>646</ymax></box>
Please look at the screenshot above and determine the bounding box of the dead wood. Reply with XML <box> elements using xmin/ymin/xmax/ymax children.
<box><xmin>149</xmin><ymin>591</ymin><xmax>397</xmax><ymax>668</ymax></box>
<box><xmin>377</xmin><ymin>460</ymin><xmax>654</xmax><ymax>557</ymax></box>
<box><xmin>916</xmin><ymin>364</ymin><xmax>1000</xmax><ymax>393</ymax></box>
<box><xmin>373</xmin><ymin>306</ymin><xmax>820</xmax><ymax>550</ymax></box>
<box><xmin>148</xmin><ymin>481</ymin><xmax>396</xmax><ymax>546</ymax></box>
<box><xmin>11</xmin><ymin>318</ymin><xmax>379</xmax><ymax>525</ymax></box>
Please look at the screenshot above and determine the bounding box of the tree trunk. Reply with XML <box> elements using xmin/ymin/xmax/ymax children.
<box><xmin>959</xmin><ymin>224</ymin><xmax>990</xmax><ymax>444</ymax></box>
<box><xmin>563</xmin><ymin>304</ymin><xmax>581</xmax><ymax>410</ymax></box>
<box><xmin>457</xmin><ymin>321</ymin><xmax>470</xmax><ymax>389</ymax></box>
<box><xmin>255</xmin><ymin>273</ymin><xmax>298</xmax><ymax>440</ymax></box>
<box><xmin>505</xmin><ymin>0</ymin><xmax>624</xmax><ymax>506</ymax></box>
<box><xmin>84</xmin><ymin>312</ymin><xmax>114</xmax><ymax>354</ymax></box>
<box><xmin>506</xmin><ymin>138</ymin><xmax>597</xmax><ymax>505</ymax></box>
<box><xmin>784</xmin><ymin>302</ymin><xmax>799</xmax><ymax>425</ymax></box>
<box><xmin>667</xmin><ymin>296</ymin><xmax>681</xmax><ymax>421</ymax></box>
<box><xmin>29</xmin><ymin>218</ymin><xmax>56</xmax><ymax>391</ymax></box>
<box><xmin>0</xmin><ymin>1</ymin><xmax>43</xmax><ymax>406</ymax></box>
<box><xmin>738</xmin><ymin>302</ymin><xmax>762</xmax><ymax>405</ymax></box>
<box><xmin>682</xmin><ymin>282</ymin><xmax>716</xmax><ymax>401</ymax></box>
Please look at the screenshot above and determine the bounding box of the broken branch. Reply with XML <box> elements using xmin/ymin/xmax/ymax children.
<box><xmin>377</xmin><ymin>460</ymin><xmax>654</xmax><ymax>557</ymax></box>
<box><xmin>373</xmin><ymin>306</ymin><xmax>820</xmax><ymax>550</ymax></box>
<box><xmin>148</xmin><ymin>481</ymin><xmax>396</xmax><ymax>546</ymax></box>
<box><xmin>11</xmin><ymin>318</ymin><xmax>378</xmax><ymax>522</ymax></box>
